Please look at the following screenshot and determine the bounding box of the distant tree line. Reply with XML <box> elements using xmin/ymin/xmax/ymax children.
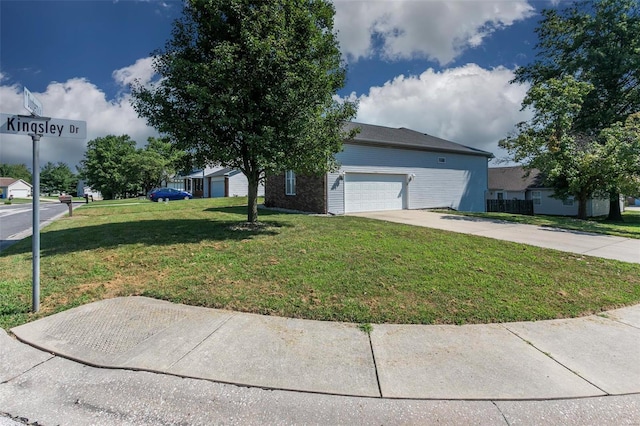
<box><xmin>1</xmin><ymin>162</ymin><xmax>77</xmax><ymax>196</ymax></box>
<box><xmin>78</xmin><ymin>135</ymin><xmax>184</xmax><ymax>200</ymax></box>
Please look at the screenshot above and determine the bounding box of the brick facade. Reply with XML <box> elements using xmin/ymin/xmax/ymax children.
<box><xmin>265</xmin><ymin>173</ymin><xmax>326</xmax><ymax>214</ymax></box>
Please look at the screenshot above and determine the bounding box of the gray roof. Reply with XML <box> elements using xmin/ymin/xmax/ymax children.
<box><xmin>343</xmin><ymin>122</ymin><xmax>493</xmax><ymax>158</ymax></box>
<box><xmin>207</xmin><ymin>167</ymin><xmax>240</xmax><ymax>178</ymax></box>
<box><xmin>488</xmin><ymin>166</ymin><xmax>545</xmax><ymax>191</ymax></box>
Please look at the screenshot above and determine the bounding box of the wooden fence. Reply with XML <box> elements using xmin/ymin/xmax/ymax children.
<box><xmin>486</xmin><ymin>199</ymin><xmax>534</xmax><ymax>215</ymax></box>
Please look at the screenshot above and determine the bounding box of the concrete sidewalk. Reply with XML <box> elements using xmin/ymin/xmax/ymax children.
<box><xmin>2</xmin><ymin>297</ymin><xmax>640</xmax><ymax>424</ymax></box>
<box><xmin>6</xmin><ymin>297</ymin><xmax>640</xmax><ymax>398</ymax></box>
<box><xmin>351</xmin><ymin>210</ymin><xmax>640</xmax><ymax>264</ymax></box>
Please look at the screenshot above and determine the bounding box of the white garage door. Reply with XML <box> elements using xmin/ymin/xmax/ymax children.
<box><xmin>345</xmin><ymin>173</ymin><xmax>405</xmax><ymax>213</ymax></box>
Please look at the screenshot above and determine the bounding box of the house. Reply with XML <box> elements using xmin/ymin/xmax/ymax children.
<box><xmin>265</xmin><ymin>122</ymin><xmax>493</xmax><ymax>214</ymax></box>
<box><xmin>487</xmin><ymin>166</ymin><xmax>610</xmax><ymax>217</ymax></box>
<box><xmin>0</xmin><ymin>177</ymin><xmax>32</xmax><ymax>199</ymax></box>
<box><xmin>206</xmin><ymin>167</ymin><xmax>264</xmax><ymax>198</ymax></box>
<box><xmin>76</xmin><ymin>180</ymin><xmax>102</xmax><ymax>200</ymax></box>
<box><xmin>175</xmin><ymin>166</ymin><xmax>264</xmax><ymax>198</ymax></box>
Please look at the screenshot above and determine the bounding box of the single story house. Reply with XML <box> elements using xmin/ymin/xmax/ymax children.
<box><xmin>487</xmin><ymin>166</ymin><xmax>611</xmax><ymax>217</ymax></box>
<box><xmin>265</xmin><ymin>122</ymin><xmax>493</xmax><ymax>214</ymax></box>
<box><xmin>175</xmin><ymin>166</ymin><xmax>264</xmax><ymax>198</ymax></box>
<box><xmin>206</xmin><ymin>167</ymin><xmax>264</xmax><ymax>198</ymax></box>
<box><xmin>0</xmin><ymin>177</ymin><xmax>32</xmax><ymax>199</ymax></box>
<box><xmin>76</xmin><ymin>180</ymin><xmax>102</xmax><ymax>199</ymax></box>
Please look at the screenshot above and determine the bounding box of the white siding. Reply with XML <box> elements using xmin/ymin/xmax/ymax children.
<box><xmin>327</xmin><ymin>143</ymin><xmax>488</xmax><ymax>215</ymax></box>
<box><xmin>588</xmin><ymin>197</ymin><xmax>610</xmax><ymax>217</ymax></box>
<box><xmin>227</xmin><ymin>172</ymin><xmax>265</xmax><ymax>197</ymax></box>
<box><xmin>486</xmin><ymin>190</ymin><xmax>526</xmax><ymax>200</ymax></box>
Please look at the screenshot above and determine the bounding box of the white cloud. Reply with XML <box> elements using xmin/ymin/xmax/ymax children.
<box><xmin>334</xmin><ymin>0</ymin><xmax>535</xmax><ymax>64</ymax></box>
<box><xmin>112</xmin><ymin>57</ymin><xmax>157</xmax><ymax>88</ymax></box>
<box><xmin>347</xmin><ymin>63</ymin><xmax>532</xmax><ymax>161</ymax></box>
<box><xmin>0</xmin><ymin>63</ymin><xmax>159</xmax><ymax>171</ymax></box>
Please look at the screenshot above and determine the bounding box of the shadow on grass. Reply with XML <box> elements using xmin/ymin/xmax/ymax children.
<box><xmin>1</xmin><ymin>215</ymin><xmax>290</xmax><ymax>257</ymax></box>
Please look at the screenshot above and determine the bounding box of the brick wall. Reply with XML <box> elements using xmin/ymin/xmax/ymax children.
<box><xmin>265</xmin><ymin>173</ymin><xmax>326</xmax><ymax>213</ymax></box>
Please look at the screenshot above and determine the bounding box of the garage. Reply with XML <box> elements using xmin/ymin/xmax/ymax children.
<box><xmin>344</xmin><ymin>173</ymin><xmax>406</xmax><ymax>213</ymax></box>
<box><xmin>210</xmin><ymin>178</ymin><xmax>226</xmax><ymax>197</ymax></box>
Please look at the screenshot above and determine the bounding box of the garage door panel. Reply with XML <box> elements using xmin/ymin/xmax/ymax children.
<box><xmin>345</xmin><ymin>173</ymin><xmax>405</xmax><ymax>213</ymax></box>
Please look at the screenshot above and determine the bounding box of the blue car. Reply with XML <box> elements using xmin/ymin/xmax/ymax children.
<box><xmin>148</xmin><ymin>187</ymin><xmax>193</xmax><ymax>202</ymax></box>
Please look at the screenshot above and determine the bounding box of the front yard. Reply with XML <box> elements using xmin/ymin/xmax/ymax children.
<box><xmin>1</xmin><ymin>198</ymin><xmax>639</xmax><ymax>329</ymax></box>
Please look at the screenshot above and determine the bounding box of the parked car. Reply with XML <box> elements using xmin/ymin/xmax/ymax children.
<box><xmin>148</xmin><ymin>188</ymin><xmax>193</xmax><ymax>202</ymax></box>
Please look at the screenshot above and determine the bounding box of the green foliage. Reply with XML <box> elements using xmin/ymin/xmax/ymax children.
<box><xmin>514</xmin><ymin>0</ymin><xmax>640</xmax><ymax>132</ymax></box>
<box><xmin>79</xmin><ymin>135</ymin><xmax>137</xmax><ymax>199</ymax></box>
<box><xmin>40</xmin><ymin>162</ymin><xmax>77</xmax><ymax>195</ymax></box>
<box><xmin>0</xmin><ymin>163</ymin><xmax>32</xmax><ymax>183</ymax></box>
<box><xmin>131</xmin><ymin>0</ymin><xmax>358</xmax><ymax>222</ymax></box>
<box><xmin>128</xmin><ymin>137</ymin><xmax>185</xmax><ymax>195</ymax></box>
<box><xmin>504</xmin><ymin>0</ymin><xmax>640</xmax><ymax>220</ymax></box>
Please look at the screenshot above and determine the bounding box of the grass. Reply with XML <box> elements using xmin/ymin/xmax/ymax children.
<box><xmin>433</xmin><ymin>208</ymin><xmax>640</xmax><ymax>239</ymax></box>
<box><xmin>1</xmin><ymin>197</ymin><xmax>639</xmax><ymax>330</ymax></box>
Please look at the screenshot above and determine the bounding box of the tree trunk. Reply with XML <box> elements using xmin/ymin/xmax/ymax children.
<box><xmin>607</xmin><ymin>191</ymin><xmax>623</xmax><ymax>221</ymax></box>
<box><xmin>577</xmin><ymin>196</ymin><xmax>588</xmax><ymax>220</ymax></box>
<box><xmin>247</xmin><ymin>172</ymin><xmax>259</xmax><ymax>223</ymax></box>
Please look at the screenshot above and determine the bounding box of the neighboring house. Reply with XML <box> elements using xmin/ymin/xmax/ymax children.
<box><xmin>206</xmin><ymin>167</ymin><xmax>264</xmax><ymax>198</ymax></box>
<box><xmin>265</xmin><ymin>122</ymin><xmax>493</xmax><ymax>214</ymax></box>
<box><xmin>76</xmin><ymin>180</ymin><xmax>102</xmax><ymax>200</ymax></box>
<box><xmin>0</xmin><ymin>177</ymin><xmax>32</xmax><ymax>199</ymax></box>
<box><xmin>487</xmin><ymin>166</ymin><xmax>611</xmax><ymax>217</ymax></box>
<box><xmin>175</xmin><ymin>166</ymin><xmax>264</xmax><ymax>198</ymax></box>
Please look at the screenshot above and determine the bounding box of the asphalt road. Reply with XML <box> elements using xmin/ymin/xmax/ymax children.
<box><xmin>0</xmin><ymin>201</ymin><xmax>77</xmax><ymax>252</ymax></box>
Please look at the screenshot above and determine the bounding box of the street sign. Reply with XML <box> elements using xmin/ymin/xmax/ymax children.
<box><xmin>23</xmin><ymin>88</ymin><xmax>43</xmax><ymax>117</ymax></box>
<box><xmin>0</xmin><ymin>113</ymin><xmax>86</xmax><ymax>139</ymax></box>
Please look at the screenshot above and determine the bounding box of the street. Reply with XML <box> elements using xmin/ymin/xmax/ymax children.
<box><xmin>0</xmin><ymin>201</ymin><xmax>77</xmax><ymax>252</ymax></box>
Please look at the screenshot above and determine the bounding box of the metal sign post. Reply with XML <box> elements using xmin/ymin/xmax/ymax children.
<box><xmin>0</xmin><ymin>88</ymin><xmax>86</xmax><ymax>313</ymax></box>
<box><xmin>31</xmin><ymin>132</ymin><xmax>42</xmax><ymax>312</ymax></box>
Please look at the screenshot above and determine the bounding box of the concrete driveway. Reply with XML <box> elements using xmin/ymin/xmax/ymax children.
<box><xmin>350</xmin><ymin>210</ymin><xmax>640</xmax><ymax>264</ymax></box>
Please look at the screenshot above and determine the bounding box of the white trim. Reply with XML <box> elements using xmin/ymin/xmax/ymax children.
<box><xmin>285</xmin><ymin>170</ymin><xmax>296</xmax><ymax>195</ymax></box>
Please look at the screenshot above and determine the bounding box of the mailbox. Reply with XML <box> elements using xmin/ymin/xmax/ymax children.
<box><xmin>58</xmin><ymin>195</ymin><xmax>74</xmax><ymax>216</ymax></box>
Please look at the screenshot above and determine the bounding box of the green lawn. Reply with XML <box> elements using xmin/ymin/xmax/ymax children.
<box><xmin>2</xmin><ymin>197</ymin><xmax>639</xmax><ymax>330</ymax></box>
<box><xmin>434</xmin><ymin>209</ymin><xmax>640</xmax><ymax>239</ymax></box>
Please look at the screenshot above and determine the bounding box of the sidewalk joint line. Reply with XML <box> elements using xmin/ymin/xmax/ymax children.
<box><xmin>367</xmin><ymin>331</ymin><xmax>383</xmax><ymax>398</ymax></box>
<box><xmin>502</xmin><ymin>325</ymin><xmax>610</xmax><ymax>396</ymax></box>
<box><xmin>0</xmin><ymin>353</ymin><xmax>55</xmax><ymax>385</ymax></box>
<box><xmin>167</xmin><ymin>313</ymin><xmax>237</xmax><ymax>370</ymax></box>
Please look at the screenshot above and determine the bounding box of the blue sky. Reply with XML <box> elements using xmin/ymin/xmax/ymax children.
<box><xmin>0</xmin><ymin>0</ymin><xmax>562</xmax><ymax>170</ymax></box>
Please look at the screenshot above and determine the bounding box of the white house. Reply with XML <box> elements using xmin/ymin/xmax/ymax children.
<box><xmin>487</xmin><ymin>166</ymin><xmax>613</xmax><ymax>217</ymax></box>
<box><xmin>265</xmin><ymin>122</ymin><xmax>493</xmax><ymax>214</ymax></box>
<box><xmin>175</xmin><ymin>166</ymin><xmax>263</xmax><ymax>198</ymax></box>
<box><xmin>207</xmin><ymin>167</ymin><xmax>264</xmax><ymax>198</ymax></box>
<box><xmin>0</xmin><ymin>177</ymin><xmax>32</xmax><ymax>199</ymax></box>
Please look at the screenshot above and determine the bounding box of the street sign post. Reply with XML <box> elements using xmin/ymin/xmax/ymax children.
<box><xmin>1</xmin><ymin>89</ymin><xmax>87</xmax><ymax>312</ymax></box>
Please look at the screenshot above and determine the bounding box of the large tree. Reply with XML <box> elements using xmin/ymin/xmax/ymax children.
<box><xmin>130</xmin><ymin>137</ymin><xmax>185</xmax><ymax>195</ymax></box>
<box><xmin>40</xmin><ymin>162</ymin><xmax>77</xmax><ymax>195</ymax></box>
<box><xmin>131</xmin><ymin>0</ymin><xmax>357</xmax><ymax>222</ymax></box>
<box><xmin>512</xmin><ymin>0</ymin><xmax>640</xmax><ymax>220</ymax></box>
<box><xmin>79</xmin><ymin>135</ymin><xmax>137</xmax><ymax>200</ymax></box>
<box><xmin>500</xmin><ymin>76</ymin><xmax>605</xmax><ymax>219</ymax></box>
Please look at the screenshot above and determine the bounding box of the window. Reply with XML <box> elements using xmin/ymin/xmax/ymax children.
<box><xmin>532</xmin><ymin>191</ymin><xmax>541</xmax><ymax>205</ymax></box>
<box><xmin>285</xmin><ymin>170</ymin><xmax>296</xmax><ymax>195</ymax></box>
<box><xmin>437</xmin><ymin>157</ymin><xmax>446</xmax><ymax>164</ymax></box>
<box><xmin>496</xmin><ymin>192</ymin><xmax>504</xmax><ymax>200</ymax></box>
<box><xmin>563</xmin><ymin>197</ymin><xmax>574</xmax><ymax>207</ymax></box>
